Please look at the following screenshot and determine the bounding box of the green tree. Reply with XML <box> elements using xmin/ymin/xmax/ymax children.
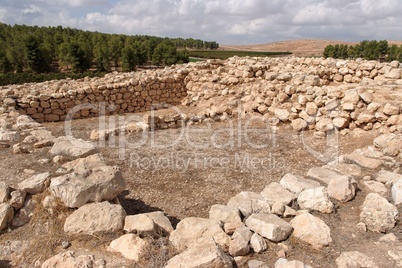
<box><xmin>24</xmin><ymin>35</ymin><xmax>51</xmax><ymax>73</ymax></box>
<box><xmin>152</xmin><ymin>41</ymin><xmax>178</xmax><ymax>65</ymax></box>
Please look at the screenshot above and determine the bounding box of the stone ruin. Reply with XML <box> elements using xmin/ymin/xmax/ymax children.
<box><xmin>1</xmin><ymin>56</ymin><xmax>402</xmax><ymax>267</ymax></box>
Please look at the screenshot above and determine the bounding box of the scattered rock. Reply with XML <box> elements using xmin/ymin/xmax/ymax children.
<box><xmin>343</xmin><ymin>153</ymin><xmax>383</xmax><ymax>170</ymax></box>
<box><xmin>12</xmin><ymin>143</ymin><xmax>29</xmax><ymax>154</ymax></box>
<box><xmin>227</xmin><ymin>192</ymin><xmax>271</xmax><ymax>218</ymax></box>
<box><xmin>41</xmin><ymin>251</ymin><xmax>104</xmax><ymax>268</ymax></box>
<box><xmin>229</xmin><ymin>226</ymin><xmax>252</xmax><ymax>256</ymax></box>
<box><xmin>327</xmin><ymin>176</ymin><xmax>357</xmax><ymax>202</ymax></box>
<box><xmin>124</xmin><ymin>214</ymin><xmax>157</xmax><ymax>236</ymax></box>
<box><xmin>11</xmin><ymin>196</ymin><xmax>35</xmax><ymax>227</ymax></box>
<box><xmin>245</xmin><ymin>213</ymin><xmax>293</xmax><ymax>242</ymax></box>
<box><xmin>248</xmin><ymin>260</ymin><xmax>268</xmax><ymax>268</ymax></box>
<box><xmin>306</xmin><ymin>167</ymin><xmax>343</xmax><ymax>185</ymax></box>
<box><xmin>275</xmin><ymin>258</ymin><xmax>312</xmax><ymax>268</ymax></box>
<box><xmin>250</xmin><ymin>233</ymin><xmax>268</xmax><ymax>253</ymax></box>
<box><xmin>336</xmin><ymin>251</ymin><xmax>379</xmax><ymax>268</ymax></box>
<box><xmin>49</xmin><ymin>136</ymin><xmax>97</xmax><ymax>158</ymax></box>
<box><xmin>291</xmin><ymin>213</ymin><xmax>332</xmax><ymax>249</ymax></box>
<box><xmin>279</xmin><ymin>173</ymin><xmax>320</xmax><ymax>195</ymax></box>
<box><xmin>392</xmin><ymin>179</ymin><xmax>402</xmax><ymax>205</ymax></box>
<box><xmin>169</xmin><ymin>217</ymin><xmax>230</xmax><ymax>252</ymax></box>
<box><xmin>360</xmin><ymin>193</ymin><xmax>399</xmax><ymax>233</ymax></box>
<box><xmin>107</xmin><ymin>234</ymin><xmax>148</xmax><ymax>261</ymax></box>
<box><xmin>64</xmin><ymin>202</ymin><xmax>126</xmax><ymax>235</ymax></box>
<box><xmin>50</xmin><ymin>166</ymin><xmax>126</xmax><ymax>208</ymax></box>
<box><xmin>165</xmin><ymin>241</ymin><xmax>233</xmax><ymax>268</ymax></box>
<box><xmin>9</xmin><ymin>189</ymin><xmax>26</xmax><ymax>209</ymax></box>
<box><xmin>297</xmin><ymin>187</ymin><xmax>334</xmax><ymax>213</ymax></box>
<box><xmin>209</xmin><ymin>204</ymin><xmax>242</xmax><ymax>226</ymax></box>
<box><xmin>0</xmin><ymin>181</ymin><xmax>10</xmax><ymax>202</ymax></box>
<box><xmin>0</xmin><ymin>203</ymin><xmax>14</xmax><ymax>231</ymax></box>
<box><xmin>144</xmin><ymin>211</ymin><xmax>174</xmax><ymax>234</ymax></box>
<box><xmin>61</xmin><ymin>153</ymin><xmax>106</xmax><ymax>174</ymax></box>
<box><xmin>376</xmin><ymin>170</ymin><xmax>402</xmax><ymax>185</ymax></box>
<box><xmin>362</xmin><ymin>181</ymin><xmax>388</xmax><ymax>196</ymax></box>
<box><xmin>18</xmin><ymin>172</ymin><xmax>51</xmax><ymax>195</ymax></box>
<box><xmin>260</xmin><ymin>182</ymin><xmax>297</xmax><ymax>206</ymax></box>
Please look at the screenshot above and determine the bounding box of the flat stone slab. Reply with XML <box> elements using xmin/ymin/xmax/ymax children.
<box><xmin>245</xmin><ymin>213</ymin><xmax>293</xmax><ymax>242</ymax></box>
<box><xmin>50</xmin><ymin>136</ymin><xmax>97</xmax><ymax>158</ymax></box>
<box><xmin>306</xmin><ymin>167</ymin><xmax>343</xmax><ymax>185</ymax></box>
<box><xmin>376</xmin><ymin>170</ymin><xmax>402</xmax><ymax>185</ymax></box>
<box><xmin>343</xmin><ymin>153</ymin><xmax>383</xmax><ymax>170</ymax></box>
<box><xmin>260</xmin><ymin>182</ymin><xmax>297</xmax><ymax>206</ymax></box>
<box><xmin>280</xmin><ymin>173</ymin><xmax>321</xmax><ymax>195</ymax></box>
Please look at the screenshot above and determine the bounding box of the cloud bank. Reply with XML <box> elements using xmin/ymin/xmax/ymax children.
<box><xmin>0</xmin><ymin>0</ymin><xmax>401</xmax><ymax>44</ymax></box>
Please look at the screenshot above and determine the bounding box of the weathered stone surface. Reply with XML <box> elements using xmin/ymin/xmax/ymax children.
<box><xmin>275</xmin><ymin>258</ymin><xmax>312</xmax><ymax>268</ymax></box>
<box><xmin>343</xmin><ymin>153</ymin><xmax>383</xmax><ymax>170</ymax></box>
<box><xmin>376</xmin><ymin>170</ymin><xmax>402</xmax><ymax>185</ymax></box>
<box><xmin>0</xmin><ymin>203</ymin><xmax>14</xmax><ymax>231</ymax></box>
<box><xmin>250</xmin><ymin>233</ymin><xmax>267</xmax><ymax>254</ymax></box>
<box><xmin>16</xmin><ymin>115</ymin><xmax>41</xmax><ymax>130</ymax></box>
<box><xmin>362</xmin><ymin>181</ymin><xmax>388</xmax><ymax>196</ymax></box>
<box><xmin>169</xmin><ymin>217</ymin><xmax>230</xmax><ymax>251</ymax></box>
<box><xmin>41</xmin><ymin>251</ymin><xmax>104</xmax><ymax>268</ymax></box>
<box><xmin>0</xmin><ymin>181</ymin><xmax>10</xmax><ymax>202</ymax></box>
<box><xmin>165</xmin><ymin>242</ymin><xmax>233</xmax><ymax>268</ymax></box>
<box><xmin>18</xmin><ymin>172</ymin><xmax>51</xmax><ymax>195</ymax></box>
<box><xmin>64</xmin><ymin>202</ymin><xmax>126</xmax><ymax>235</ymax></box>
<box><xmin>248</xmin><ymin>260</ymin><xmax>268</xmax><ymax>268</ymax></box>
<box><xmin>306</xmin><ymin>167</ymin><xmax>343</xmax><ymax>185</ymax></box>
<box><xmin>50</xmin><ymin>166</ymin><xmax>126</xmax><ymax>208</ymax></box>
<box><xmin>50</xmin><ymin>136</ymin><xmax>97</xmax><ymax>158</ymax></box>
<box><xmin>291</xmin><ymin>213</ymin><xmax>332</xmax><ymax>249</ymax></box>
<box><xmin>30</xmin><ymin>129</ymin><xmax>55</xmax><ymax>141</ymax></box>
<box><xmin>280</xmin><ymin>173</ymin><xmax>321</xmax><ymax>195</ymax></box>
<box><xmin>327</xmin><ymin>176</ymin><xmax>357</xmax><ymax>202</ymax></box>
<box><xmin>245</xmin><ymin>213</ymin><xmax>293</xmax><ymax>242</ymax></box>
<box><xmin>324</xmin><ymin>163</ymin><xmax>362</xmax><ymax>177</ymax></box>
<box><xmin>260</xmin><ymin>182</ymin><xmax>297</xmax><ymax>206</ymax></box>
<box><xmin>61</xmin><ymin>153</ymin><xmax>106</xmax><ymax>174</ymax></box>
<box><xmin>297</xmin><ymin>187</ymin><xmax>334</xmax><ymax>213</ymax></box>
<box><xmin>145</xmin><ymin>211</ymin><xmax>174</xmax><ymax>234</ymax></box>
<box><xmin>291</xmin><ymin>118</ymin><xmax>307</xmax><ymax>131</ymax></box>
<box><xmin>383</xmin><ymin>103</ymin><xmax>400</xmax><ymax>116</ymax></box>
<box><xmin>0</xmin><ymin>130</ymin><xmax>18</xmax><ymax>142</ymax></box>
<box><xmin>209</xmin><ymin>204</ymin><xmax>242</xmax><ymax>226</ymax></box>
<box><xmin>124</xmin><ymin>214</ymin><xmax>156</xmax><ymax>235</ymax></box>
<box><xmin>275</xmin><ymin>108</ymin><xmax>290</xmax><ymax>122</ymax></box>
<box><xmin>107</xmin><ymin>234</ymin><xmax>148</xmax><ymax>261</ymax></box>
<box><xmin>373</xmin><ymin>133</ymin><xmax>401</xmax><ymax>152</ymax></box>
<box><xmin>336</xmin><ymin>251</ymin><xmax>379</xmax><ymax>268</ymax></box>
<box><xmin>229</xmin><ymin>226</ymin><xmax>252</xmax><ymax>256</ymax></box>
<box><xmin>11</xmin><ymin>196</ymin><xmax>35</xmax><ymax>227</ymax></box>
<box><xmin>360</xmin><ymin>193</ymin><xmax>399</xmax><ymax>233</ymax></box>
<box><xmin>9</xmin><ymin>189</ymin><xmax>26</xmax><ymax>209</ymax></box>
<box><xmin>227</xmin><ymin>192</ymin><xmax>271</xmax><ymax>218</ymax></box>
<box><xmin>392</xmin><ymin>179</ymin><xmax>402</xmax><ymax>205</ymax></box>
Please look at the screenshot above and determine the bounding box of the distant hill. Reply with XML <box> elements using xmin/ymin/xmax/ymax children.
<box><xmin>221</xmin><ymin>39</ymin><xmax>402</xmax><ymax>57</ymax></box>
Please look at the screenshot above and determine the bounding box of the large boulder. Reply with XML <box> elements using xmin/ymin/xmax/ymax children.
<box><xmin>50</xmin><ymin>136</ymin><xmax>96</xmax><ymax>158</ymax></box>
<box><xmin>360</xmin><ymin>193</ymin><xmax>399</xmax><ymax>233</ymax></box>
<box><xmin>209</xmin><ymin>204</ymin><xmax>242</xmax><ymax>226</ymax></box>
<box><xmin>297</xmin><ymin>187</ymin><xmax>334</xmax><ymax>213</ymax></box>
<box><xmin>229</xmin><ymin>226</ymin><xmax>252</xmax><ymax>256</ymax></box>
<box><xmin>245</xmin><ymin>213</ymin><xmax>293</xmax><ymax>242</ymax></box>
<box><xmin>64</xmin><ymin>202</ymin><xmax>126</xmax><ymax>235</ymax></box>
<box><xmin>165</xmin><ymin>242</ymin><xmax>233</xmax><ymax>268</ymax></box>
<box><xmin>169</xmin><ymin>217</ymin><xmax>230</xmax><ymax>252</ymax></box>
<box><xmin>107</xmin><ymin>234</ymin><xmax>149</xmax><ymax>261</ymax></box>
<box><xmin>290</xmin><ymin>213</ymin><xmax>332</xmax><ymax>249</ymax></box>
<box><xmin>50</xmin><ymin>166</ymin><xmax>126</xmax><ymax>208</ymax></box>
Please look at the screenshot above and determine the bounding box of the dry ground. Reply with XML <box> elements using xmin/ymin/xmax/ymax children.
<box><xmin>2</xmin><ymin>106</ymin><xmax>398</xmax><ymax>267</ymax></box>
<box><xmin>221</xmin><ymin>39</ymin><xmax>402</xmax><ymax>57</ymax></box>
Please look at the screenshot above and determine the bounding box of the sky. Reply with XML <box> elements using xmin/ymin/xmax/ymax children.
<box><xmin>0</xmin><ymin>0</ymin><xmax>401</xmax><ymax>45</ymax></box>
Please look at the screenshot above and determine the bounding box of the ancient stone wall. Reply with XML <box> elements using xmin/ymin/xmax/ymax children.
<box><xmin>1</xmin><ymin>56</ymin><xmax>402</xmax><ymax>127</ymax></box>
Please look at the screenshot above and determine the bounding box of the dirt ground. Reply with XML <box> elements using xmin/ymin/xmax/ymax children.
<box><xmin>2</xmin><ymin>105</ymin><xmax>398</xmax><ymax>267</ymax></box>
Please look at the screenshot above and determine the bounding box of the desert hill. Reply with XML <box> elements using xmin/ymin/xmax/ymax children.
<box><xmin>221</xmin><ymin>39</ymin><xmax>402</xmax><ymax>57</ymax></box>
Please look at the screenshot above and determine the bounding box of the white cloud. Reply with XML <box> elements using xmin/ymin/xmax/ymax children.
<box><xmin>1</xmin><ymin>0</ymin><xmax>402</xmax><ymax>44</ymax></box>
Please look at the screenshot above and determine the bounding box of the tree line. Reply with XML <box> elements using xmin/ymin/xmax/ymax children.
<box><xmin>0</xmin><ymin>23</ymin><xmax>219</xmax><ymax>74</ymax></box>
<box><xmin>323</xmin><ymin>40</ymin><xmax>402</xmax><ymax>62</ymax></box>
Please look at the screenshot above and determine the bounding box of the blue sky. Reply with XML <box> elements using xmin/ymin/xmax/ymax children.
<box><xmin>0</xmin><ymin>0</ymin><xmax>401</xmax><ymax>45</ymax></box>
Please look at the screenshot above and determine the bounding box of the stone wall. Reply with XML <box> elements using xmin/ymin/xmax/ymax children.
<box><xmin>1</xmin><ymin>56</ymin><xmax>402</xmax><ymax>127</ymax></box>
